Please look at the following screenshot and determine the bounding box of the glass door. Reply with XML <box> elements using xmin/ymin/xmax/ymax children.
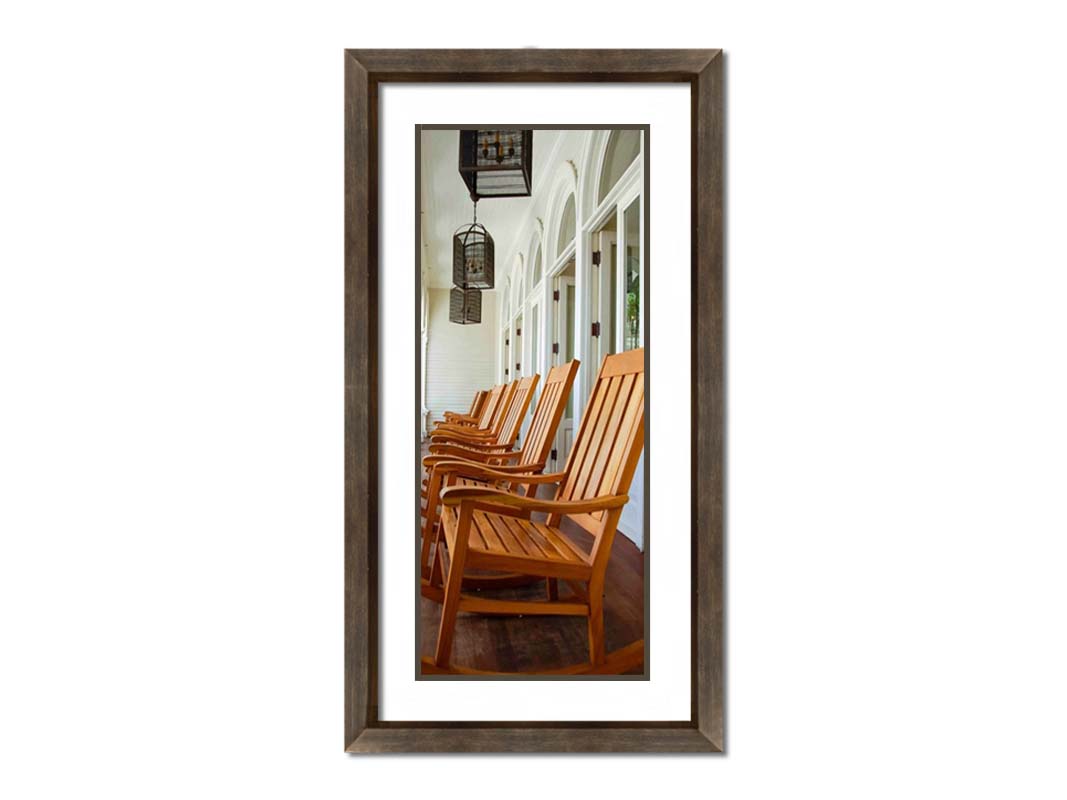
<box><xmin>551</xmin><ymin>261</ymin><xmax>576</xmax><ymax>470</ymax></box>
<box><xmin>620</xmin><ymin>195</ymin><xmax>643</xmax><ymax>351</ymax></box>
<box><xmin>590</xmin><ymin>222</ymin><xmax>617</xmax><ymax>370</ymax></box>
<box><xmin>526</xmin><ymin>300</ymin><xmax>541</xmax><ymax>436</ymax></box>
<box><xmin>512</xmin><ymin>313</ymin><xmax>523</xmax><ymax>377</ymax></box>
<box><xmin>501</xmin><ymin>328</ymin><xmax>510</xmax><ymax>381</ymax></box>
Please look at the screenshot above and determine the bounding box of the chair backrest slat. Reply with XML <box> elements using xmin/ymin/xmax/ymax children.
<box><xmin>469</xmin><ymin>389</ymin><xmax>488</xmax><ymax>418</ymax></box>
<box><xmin>556</xmin><ymin>349</ymin><xmax>645</xmax><ymax>536</ymax></box>
<box><xmin>518</xmin><ymin>360</ymin><xmax>580</xmax><ymax>467</ymax></box>
<box><xmin>488</xmin><ymin>381</ymin><xmax>518</xmax><ymax>436</ymax></box>
<box><xmin>477</xmin><ymin>384</ymin><xmax>506</xmax><ymax>429</ymax></box>
<box><xmin>495</xmin><ymin>375</ymin><xmax>538</xmax><ymax>447</ymax></box>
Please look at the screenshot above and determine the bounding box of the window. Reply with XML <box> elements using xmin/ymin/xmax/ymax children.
<box><xmin>511</xmin><ymin>258</ymin><xmax>523</xmax><ymax>317</ymax></box>
<box><xmin>530</xmin><ymin>304</ymin><xmax>540</xmax><ymax>392</ymax></box>
<box><xmin>597</xmin><ymin>130</ymin><xmax>641</xmax><ymax>204</ymax></box>
<box><xmin>623</xmin><ymin>197</ymin><xmax>641</xmax><ymax>351</ymax></box>
<box><xmin>513</xmin><ymin>314</ymin><xmax>523</xmax><ymax>375</ymax></box>
<box><xmin>564</xmin><ymin>279</ymin><xmax>575</xmax><ymax>417</ymax></box>
<box><xmin>556</xmin><ymin>194</ymin><xmax>575</xmax><ymax>259</ymax></box>
<box><xmin>531</xmin><ymin>241</ymin><xmax>542</xmax><ymax>286</ymax></box>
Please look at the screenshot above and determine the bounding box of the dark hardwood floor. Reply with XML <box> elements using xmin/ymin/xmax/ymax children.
<box><xmin>419</xmin><ymin>445</ymin><xmax>645</xmax><ymax>676</ymax></box>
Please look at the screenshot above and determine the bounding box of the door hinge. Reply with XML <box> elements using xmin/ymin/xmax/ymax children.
<box><xmin>552</xmin><ymin>342</ymin><xmax>559</xmax><ymax>355</ymax></box>
<box><xmin>516</xmin><ymin>327</ymin><xmax>521</xmax><ymax>336</ymax></box>
<box><xmin>553</xmin><ymin>289</ymin><xmax>560</xmax><ymax>302</ymax></box>
<box><xmin>505</xmin><ymin>368</ymin><xmax>509</xmax><ymax>376</ymax></box>
<box><xmin>505</xmin><ymin>337</ymin><xmax>509</xmax><ymax>346</ymax></box>
<box><xmin>515</xmin><ymin>363</ymin><xmax>521</xmax><ymax>371</ymax></box>
<box><xmin>592</xmin><ymin>250</ymin><xmax>601</xmax><ymax>267</ymax></box>
<box><xmin>550</xmin><ymin>448</ymin><xmax>558</xmax><ymax>461</ymax></box>
<box><xmin>591</xmin><ymin>321</ymin><xmax>601</xmax><ymax>337</ymax></box>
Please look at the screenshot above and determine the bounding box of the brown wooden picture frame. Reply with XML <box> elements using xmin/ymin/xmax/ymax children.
<box><xmin>345</xmin><ymin>49</ymin><xmax>723</xmax><ymax>753</ymax></box>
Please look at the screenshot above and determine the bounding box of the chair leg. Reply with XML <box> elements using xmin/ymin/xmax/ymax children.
<box><xmin>429</xmin><ymin>529</ymin><xmax>445</xmax><ymax>588</ymax></box>
<box><xmin>433</xmin><ymin>506</ymin><xmax>472</xmax><ymax>669</ymax></box>
<box><xmin>420</xmin><ymin>531</ymin><xmax>433</xmax><ymax>581</ymax></box>
<box><xmin>420</xmin><ymin>469</ymin><xmax>443</xmax><ymax>576</ymax></box>
<box><xmin>587</xmin><ymin>577</ymin><xmax>606</xmax><ymax>666</ymax></box>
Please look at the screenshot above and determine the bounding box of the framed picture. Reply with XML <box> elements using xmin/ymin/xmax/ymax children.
<box><xmin>345</xmin><ymin>49</ymin><xmax>723</xmax><ymax>753</ymax></box>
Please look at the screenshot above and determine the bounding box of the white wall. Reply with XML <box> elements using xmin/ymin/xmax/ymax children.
<box><xmin>619</xmin><ymin>452</ymin><xmax>644</xmax><ymax>546</ymax></box>
<box><xmin>5</xmin><ymin>3</ymin><xmax>1067</xmax><ymax>799</ymax></box>
<box><xmin>424</xmin><ymin>289</ymin><xmax>498</xmax><ymax>430</ymax></box>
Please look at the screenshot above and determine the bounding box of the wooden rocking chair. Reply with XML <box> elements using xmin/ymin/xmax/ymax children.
<box><xmin>420</xmin><ymin>360</ymin><xmax>580</xmax><ymax>582</ymax></box>
<box><xmin>441</xmin><ymin>388</ymin><xmax>488</xmax><ymax>426</ymax></box>
<box><xmin>428</xmin><ymin>376</ymin><xmax>532</xmax><ymax>450</ymax></box>
<box><xmin>432</xmin><ymin>382</ymin><xmax>506</xmax><ymax>436</ymax></box>
<box><xmin>420</xmin><ymin>376</ymin><xmax>536</xmax><ymax>507</ymax></box>
<box><xmin>429</xmin><ymin>380</ymin><xmax>516</xmax><ymax>443</ymax></box>
<box><xmin>442</xmin><ymin>389</ymin><xmax>488</xmax><ymax>425</ymax></box>
<box><xmin>422</xmin><ymin>349</ymin><xmax>645</xmax><ymax>675</ymax></box>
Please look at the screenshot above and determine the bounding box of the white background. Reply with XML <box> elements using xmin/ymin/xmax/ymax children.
<box><xmin>381</xmin><ymin>86</ymin><xmax>691</xmax><ymax>720</ymax></box>
<box><xmin>2</xmin><ymin>1</ymin><xmax>1066</xmax><ymax>797</ymax></box>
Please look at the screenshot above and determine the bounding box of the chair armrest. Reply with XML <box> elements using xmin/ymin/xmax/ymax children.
<box><xmin>440</xmin><ymin>485</ymin><xmax>629</xmax><ymax>515</ymax></box>
<box><xmin>431</xmin><ymin>421</ymin><xmax>482</xmax><ymax>433</ymax></box>
<box><xmin>432</xmin><ymin>421</ymin><xmax>490</xmax><ymax>433</ymax></box>
<box><xmin>430</xmin><ymin>440</ymin><xmax>513</xmax><ymax>454</ymax></box>
<box><xmin>424</xmin><ymin>456</ymin><xmax>544</xmax><ymax>474</ymax></box>
<box><xmin>444</xmin><ymin>411</ymin><xmax>477</xmax><ymax>422</ymax></box>
<box><xmin>425</xmin><ymin>445</ymin><xmax>520</xmax><ymax>463</ymax></box>
<box><xmin>430</xmin><ymin>429</ymin><xmax>497</xmax><ymax>443</ymax></box>
<box><xmin>429</xmin><ymin>441</ymin><xmax>516</xmax><ymax>456</ymax></box>
<box><xmin>431</xmin><ymin>460</ymin><xmax>565</xmax><ymax>483</ymax></box>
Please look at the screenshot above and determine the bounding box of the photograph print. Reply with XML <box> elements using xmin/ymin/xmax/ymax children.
<box><xmin>418</xmin><ymin>127</ymin><xmax>649</xmax><ymax>677</ymax></box>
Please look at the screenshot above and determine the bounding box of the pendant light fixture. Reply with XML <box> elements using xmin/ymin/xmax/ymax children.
<box><xmin>451</xmin><ymin>199</ymin><xmax>494</xmax><ymax>291</ymax></box>
<box><xmin>458</xmin><ymin>130</ymin><xmax>533</xmax><ymax>200</ymax></box>
<box><xmin>448</xmin><ymin>285</ymin><xmax>482</xmax><ymax>325</ymax></box>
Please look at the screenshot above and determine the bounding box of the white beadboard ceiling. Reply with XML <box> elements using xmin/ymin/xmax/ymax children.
<box><xmin>419</xmin><ymin>129</ymin><xmax>561</xmax><ymax>289</ymax></box>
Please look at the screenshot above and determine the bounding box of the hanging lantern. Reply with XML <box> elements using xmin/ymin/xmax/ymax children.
<box><xmin>458</xmin><ymin>130</ymin><xmax>533</xmax><ymax>200</ymax></box>
<box><xmin>452</xmin><ymin>202</ymin><xmax>494</xmax><ymax>290</ymax></box>
<box><xmin>449</xmin><ymin>286</ymin><xmax>482</xmax><ymax>324</ymax></box>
